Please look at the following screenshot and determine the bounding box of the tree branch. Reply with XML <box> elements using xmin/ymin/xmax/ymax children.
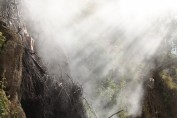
<box><xmin>108</xmin><ymin>110</ymin><xmax>124</xmax><ymax>118</ymax></box>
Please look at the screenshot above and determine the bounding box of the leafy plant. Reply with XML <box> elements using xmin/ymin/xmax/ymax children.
<box><xmin>96</xmin><ymin>69</ymin><xmax>128</xmax><ymax>118</ymax></box>
<box><xmin>160</xmin><ymin>68</ymin><xmax>177</xmax><ymax>90</ymax></box>
<box><xmin>0</xmin><ymin>77</ymin><xmax>10</xmax><ymax>118</ymax></box>
<box><xmin>0</xmin><ymin>32</ymin><xmax>6</xmax><ymax>49</ymax></box>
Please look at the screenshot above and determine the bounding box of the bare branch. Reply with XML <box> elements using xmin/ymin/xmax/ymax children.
<box><xmin>108</xmin><ymin>110</ymin><xmax>124</xmax><ymax>118</ymax></box>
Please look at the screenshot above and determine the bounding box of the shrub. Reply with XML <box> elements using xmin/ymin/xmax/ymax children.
<box><xmin>0</xmin><ymin>32</ymin><xmax>6</xmax><ymax>49</ymax></box>
<box><xmin>0</xmin><ymin>77</ymin><xmax>10</xmax><ymax>118</ymax></box>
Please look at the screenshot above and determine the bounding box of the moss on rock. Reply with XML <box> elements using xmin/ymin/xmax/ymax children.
<box><xmin>0</xmin><ymin>21</ymin><xmax>25</xmax><ymax>118</ymax></box>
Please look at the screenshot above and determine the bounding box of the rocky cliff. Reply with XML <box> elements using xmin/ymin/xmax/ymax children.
<box><xmin>0</xmin><ymin>20</ymin><xmax>25</xmax><ymax>118</ymax></box>
<box><xmin>0</xmin><ymin>19</ymin><xmax>87</xmax><ymax>118</ymax></box>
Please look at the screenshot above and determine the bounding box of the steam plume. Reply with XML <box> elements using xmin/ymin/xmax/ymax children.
<box><xmin>22</xmin><ymin>0</ymin><xmax>177</xmax><ymax>117</ymax></box>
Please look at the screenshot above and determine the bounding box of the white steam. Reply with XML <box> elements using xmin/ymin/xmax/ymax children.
<box><xmin>22</xmin><ymin>0</ymin><xmax>177</xmax><ymax>117</ymax></box>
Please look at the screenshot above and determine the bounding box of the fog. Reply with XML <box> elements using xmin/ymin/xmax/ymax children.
<box><xmin>22</xmin><ymin>0</ymin><xmax>177</xmax><ymax>117</ymax></box>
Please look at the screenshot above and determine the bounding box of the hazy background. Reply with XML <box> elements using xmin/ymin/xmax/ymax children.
<box><xmin>22</xmin><ymin>0</ymin><xmax>177</xmax><ymax>117</ymax></box>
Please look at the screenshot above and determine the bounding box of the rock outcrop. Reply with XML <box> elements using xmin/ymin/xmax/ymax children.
<box><xmin>0</xmin><ymin>21</ymin><xmax>26</xmax><ymax>118</ymax></box>
<box><xmin>142</xmin><ymin>56</ymin><xmax>177</xmax><ymax>118</ymax></box>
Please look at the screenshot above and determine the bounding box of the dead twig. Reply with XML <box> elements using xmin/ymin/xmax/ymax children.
<box><xmin>108</xmin><ymin>110</ymin><xmax>124</xmax><ymax>118</ymax></box>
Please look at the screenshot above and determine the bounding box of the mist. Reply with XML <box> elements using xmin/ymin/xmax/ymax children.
<box><xmin>22</xmin><ymin>0</ymin><xmax>177</xmax><ymax>117</ymax></box>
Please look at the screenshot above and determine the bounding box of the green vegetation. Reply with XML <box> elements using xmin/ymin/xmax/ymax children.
<box><xmin>97</xmin><ymin>78</ymin><xmax>125</xmax><ymax>108</ymax></box>
<box><xmin>0</xmin><ymin>32</ymin><xmax>6</xmax><ymax>49</ymax></box>
<box><xmin>0</xmin><ymin>77</ymin><xmax>10</xmax><ymax>118</ymax></box>
<box><xmin>0</xmin><ymin>77</ymin><xmax>18</xmax><ymax>118</ymax></box>
<box><xmin>160</xmin><ymin>68</ymin><xmax>177</xmax><ymax>90</ymax></box>
<box><xmin>96</xmin><ymin>70</ymin><xmax>128</xmax><ymax>118</ymax></box>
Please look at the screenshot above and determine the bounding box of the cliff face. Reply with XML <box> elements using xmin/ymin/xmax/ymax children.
<box><xmin>142</xmin><ymin>56</ymin><xmax>177</xmax><ymax>118</ymax></box>
<box><xmin>0</xmin><ymin>21</ymin><xmax>26</xmax><ymax>118</ymax></box>
<box><xmin>0</xmin><ymin>1</ymin><xmax>87</xmax><ymax>116</ymax></box>
<box><xmin>21</xmin><ymin>40</ymin><xmax>86</xmax><ymax>118</ymax></box>
<box><xmin>0</xmin><ymin>19</ymin><xmax>87</xmax><ymax>118</ymax></box>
